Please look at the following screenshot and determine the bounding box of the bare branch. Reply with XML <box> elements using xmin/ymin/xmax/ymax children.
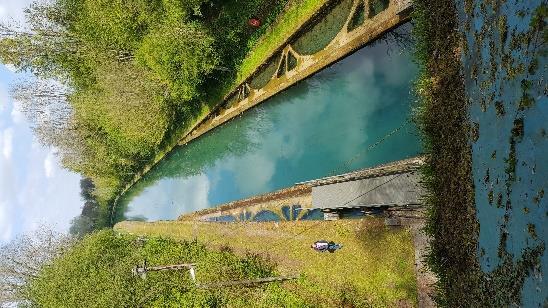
<box><xmin>0</xmin><ymin>226</ymin><xmax>73</xmax><ymax>306</ymax></box>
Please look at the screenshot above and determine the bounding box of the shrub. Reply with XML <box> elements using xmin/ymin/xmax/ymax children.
<box><xmin>137</xmin><ymin>22</ymin><xmax>219</xmax><ymax>103</ymax></box>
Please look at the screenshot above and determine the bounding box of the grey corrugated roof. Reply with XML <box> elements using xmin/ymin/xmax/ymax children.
<box><xmin>312</xmin><ymin>171</ymin><xmax>423</xmax><ymax>209</ymax></box>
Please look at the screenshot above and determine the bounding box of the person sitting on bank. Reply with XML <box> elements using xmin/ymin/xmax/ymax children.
<box><xmin>311</xmin><ymin>240</ymin><xmax>342</xmax><ymax>253</ymax></box>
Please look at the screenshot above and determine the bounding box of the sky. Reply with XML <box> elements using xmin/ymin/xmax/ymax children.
<box><xmin>0</xmin><ymin>0</ymin><xmax>82</xmax><ymax>245</ymax></box>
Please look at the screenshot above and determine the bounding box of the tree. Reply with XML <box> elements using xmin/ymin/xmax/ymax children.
<box><xmin>0</xmin><ymin>227</ymin><xmax>73</xmax><ymax>306</ymax></box>
<box><xmin>70</xmin><ymin>178</ymin><xmax>111</xmax><ymax>237</ymax></box>
<box><xmin>9</xmin><ymin>78</ymin><xmax>95</xmax><ymax>173</ymax></box>
<box><xmin>79</xmin><ymin>178</ymin><xmax>95</xmax><ymax>201</ymax></box>
<box><xmin>136</xmin><ymin>22</ymin><xmax>218</xmax><ymax>103</ymax></box>
<box><xmin>10</xmin><ymin>78</ymin><xmax>72</xmax><ymax>133</ymax></box>
<box><xmin>68</xmin><ymin>215</ymin><xmax>96</xmax><ymax>237</ymax></box>
<box><xmin>0</xmin><ymin>1</ymin><xmax>79</xmax><ymax>78</ymax></box>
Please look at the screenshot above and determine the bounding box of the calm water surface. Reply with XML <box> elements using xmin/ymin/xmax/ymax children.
<box><xmin>117</xmin><ymin>24</ymin><xmax>420</xmax><ymax>222</ymax></box>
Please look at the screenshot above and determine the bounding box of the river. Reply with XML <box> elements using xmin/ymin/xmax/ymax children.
<box><xmin>115</xmin><ymin>23</ymin><xmax>420</xmax><ymax>222</ymax></box>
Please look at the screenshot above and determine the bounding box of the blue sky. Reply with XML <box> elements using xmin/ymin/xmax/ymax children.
<box><xmin>0</xmin><ymin>0</ymin><xmax>82</xmax><ymax>244</ymax></box>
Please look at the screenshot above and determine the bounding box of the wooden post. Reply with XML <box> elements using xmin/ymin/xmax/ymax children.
<box><xmin>132</xmin><ymin>261</ymin><xmax>196</xmax><ymax>282</ymax></box>
<box><xmin>132</xmin><ymin>262</ymin><xmax>298</xmax><ymax>288</ymax></box>
<box><xmin>197</xmin><ymin>275</ymin><xmax>299</xmax><ymax>289</ymax></box>
<box><xmin>146</xmin><ymin>263</ymin><xmax>196</xmax><ymax>272</ymax></box>
<box><xmin>189</xmin><ymin>265</ymin><xmax>196</xmax><ymax>282</ymax></box>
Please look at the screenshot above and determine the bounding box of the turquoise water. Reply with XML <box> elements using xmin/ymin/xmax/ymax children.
<box><xmin>116</xmin><ymin>23</ymin><xmax>420</xmax><ymax>222</ymax></box>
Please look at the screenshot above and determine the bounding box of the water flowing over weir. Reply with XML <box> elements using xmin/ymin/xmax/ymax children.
<box><xmin>115</xmin><ymin>23</ymin><xmax>420</xmax><ymax>223</ymax></box>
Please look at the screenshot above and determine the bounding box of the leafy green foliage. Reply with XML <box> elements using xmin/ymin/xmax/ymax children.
<box><xmin>136</xmin><ymin>22</ymin><xmax>218</xmax><ymax>103</ymax></box>
<box><xmin>26</xmin><ymin>231</ymin><xmax>303</xmax><ymax>307</ymax></box>
<box><xmin>69</xmin><ymin>0</ymin><xmax>161</xmax><ymax>51</ymax></box>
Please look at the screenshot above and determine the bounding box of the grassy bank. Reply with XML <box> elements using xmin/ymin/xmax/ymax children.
<box><xmin>235</xmin><ymin>0</ymin><xmax>330</xmax><ymax>86</ymax></box>
<box><xmin>27</xmin><ymin>230</ymin><xmax>307</xmax><ymax>307</ymax></box>
<box><xmin>116</xmin><ymin>218</ymin><xmax>418</xmax><ymax>306</ymax></box>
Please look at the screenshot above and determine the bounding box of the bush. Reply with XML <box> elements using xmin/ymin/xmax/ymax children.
<box><xmin>69</xmin><ymin>0</ymin><xmax>163</xmax><ymax>51</ymax></box>
<box><xmin>137</xmin><ymin>22</ymin><xmax>219</xmax><ymax>103</ymax></box>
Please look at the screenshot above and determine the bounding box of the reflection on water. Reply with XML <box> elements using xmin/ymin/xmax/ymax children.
<box><xmin>116</xmin><ymin>23</ymin><xmax>420</xmax><ymax>222</ymax></box>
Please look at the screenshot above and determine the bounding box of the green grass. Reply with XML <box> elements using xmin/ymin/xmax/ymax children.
<box><xmin>116</xmin><ymin>218</ymin><xmax>418</xmax><ymax>307</ymax></box>
<box><xmin>292</xmin><ymin>0</ymin><xmax>354</xmax><ymax>55</ymax></box>
<box><xmin>27</xmin><ymin>230</ymin><xmax>308</xmax><ymax>307</ymax></box>
<box><xmin>235</xmin><ymin>0</ymin><xmax>331</xmax><ymax>86</ymax></box>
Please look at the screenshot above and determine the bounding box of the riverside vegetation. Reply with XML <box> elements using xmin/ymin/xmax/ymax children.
<box><xmin>412</xmin><ymin>0</ymin><xmax>546</xmax><ymax>305</ymax></box>
<box><xmin>4</xmin><ymin>219</ymin><xmax>418</xmax><ymax>306</ymax></box>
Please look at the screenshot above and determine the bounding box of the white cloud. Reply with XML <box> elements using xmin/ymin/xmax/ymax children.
<box><xmin>0</xmin><ymin>82</ymin><xmax>8</xmax><ymax>113</ymax></box>
<box><xmin>12</xmin><ymin>150</ymin><xmax>82</xmax><ymax>243</ymax></box>
<box><xmin>125</xmin><ymin>175</ymin><xmax>211</xmax><ymax>221</ymax></box>
<box><xmin>0</xmin><ymin>105</ymin><xmax>80</xmax><ymax>245</ymax></box>
<box><xmin>43</xmin><ymin>150</ymin><xmax>55</xmax><ymax>178</ymax></box>
<box><xmin>3</xmin><ymin>64</ymin><xmax>17</xmax><ymax>73</ymax></box>
<box><xmin>10</xmin><ymin>105</ymin><xmax>24</xmax><ymax>124</ymax></box>
<box><xmin>2</xmin><ymin>127</ymin><xmax>13</xmax><ymax>159</ymax></box>
<box><xmin>230</xmin><ymin>153</ymin><xmax>276</xmax><ymax>195</ymax></box>
<box><xmin>0</xmin><ymin>150</ymin><xmax>17</xmax><ymax>245</ymax></box>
